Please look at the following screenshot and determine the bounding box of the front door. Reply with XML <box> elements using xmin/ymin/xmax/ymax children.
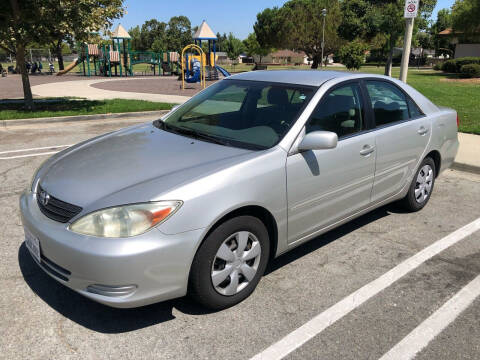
<box><xmin>286</xmin><ymin>81</ymin><xmax>376</xmax><ymax>244</ymax></box>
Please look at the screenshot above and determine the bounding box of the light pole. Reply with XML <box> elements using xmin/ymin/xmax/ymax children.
<box><xmin>321</xmin><ymin>8</ymin><xmax>327</xmax><ymax>69</ymax></box>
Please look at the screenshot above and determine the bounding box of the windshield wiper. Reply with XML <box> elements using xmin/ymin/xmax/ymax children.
<box><xmin>164</xmin><ymin>124</ymin><xmax>230</xmax><ymax>146</ymax></box>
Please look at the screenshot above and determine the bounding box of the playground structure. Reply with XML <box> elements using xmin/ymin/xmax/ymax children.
<box><xmin>58</xmin><ymin>25</ymin><xmax>180</xmax><ymax>77</ymax></box>
<box><xmin>181</xmin><ymin>20</ymin><xmax>230</xmax><ymax>89</ymax></box>
<box><xmin>181</xmin><ymin>44</ymin><xmax>206</xmax><ymax>89</ymax></box>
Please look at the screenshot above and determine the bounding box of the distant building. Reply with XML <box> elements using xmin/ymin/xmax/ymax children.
<box><xmin>215</xmin><ymin>52</ymin><xmax>250</xmax><ymax>64</ymax></box>
<box><xmin>269</xmin><ymin>50</ymin><xmax>307</xmax><ymax>64</ymax></box>
<box><xmin>438</xmin><ymin>28</ymin><xmax>480</xmax><ymax>58</ymax></box>
<box><xmin>252</xmin><ymin>50</ymin><xmax>310</xmax><ymax>64</ymax></box>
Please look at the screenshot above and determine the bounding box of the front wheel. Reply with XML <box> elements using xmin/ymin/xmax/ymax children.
<box><xmin>189</xmin><ymin>216</ymin><xmax>270</xmax><ymax>310</ymax></box>
<box><xmin>400</xmin><ymin>157</ymin><xmax>436</xmax><ymax>212</ymax></box>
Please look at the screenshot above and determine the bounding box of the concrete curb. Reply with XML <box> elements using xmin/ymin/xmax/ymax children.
<box><xmin>0</xmin><ymin>110</ymin><xmax>170</xmax><ymax>128</ymax></box>
<box><xmin>451</xmin><ymin>162</ymin><xmax>480</xmax><ymax>175</ymax></box>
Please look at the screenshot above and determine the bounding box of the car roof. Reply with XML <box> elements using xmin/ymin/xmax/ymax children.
<box><xmin>227</xmin><ymin>70</ymin><xmax>352</xmax><ymax>87</ymax></box>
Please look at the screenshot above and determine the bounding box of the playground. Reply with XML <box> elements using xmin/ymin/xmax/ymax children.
<box><xmin>56</xmin><ymin>25</ymin><xmax>181</xmax><ymax>78</ymax></box>
<box><xmin>52</xmin><ymin>21</ymin><xmax>231</xmax><ymax>89</ymax></box>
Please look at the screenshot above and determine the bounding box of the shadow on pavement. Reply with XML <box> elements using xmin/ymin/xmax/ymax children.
<box><xmin>266</xmin><ymin>203</ymin><xmax>402</xmax><ymax>274</ymax></box>
<box><xmin>18</xmin><ymin>243</ymin><xmax>212</xmax><ymax>334</ymax></box>
<box><xmin>19</xmin><ymin>202</ymin><xmax>402</xmax><ymax>333</ymax></box>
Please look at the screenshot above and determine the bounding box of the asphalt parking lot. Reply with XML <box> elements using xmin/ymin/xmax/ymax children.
<box><xmin>1</xmin><ymin>118</ymin><xmax>479</xmax><ymax>360</ymax></box>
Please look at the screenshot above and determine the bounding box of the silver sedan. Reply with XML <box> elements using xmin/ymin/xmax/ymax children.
<box><xmin>20</xmin><ymin>70</ymin><xmax>459</xmax><ymax>309</ymax></box>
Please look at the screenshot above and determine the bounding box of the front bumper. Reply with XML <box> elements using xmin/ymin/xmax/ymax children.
<box><xmin>20</xmin><ymin>191</ymin><xmax>205</xmax><ymax>308</ymax></box>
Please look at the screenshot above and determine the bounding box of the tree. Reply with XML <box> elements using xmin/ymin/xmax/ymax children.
<box><xmin>41</xmin><ymin>0</ymin><xmax>125</xmax><ymax>70</ymax></box>
<box><xmin>431</xmin><ymin>8</ymin><xmax>453</xmax><ymax>56</ymax></box>
<box><xmin>0</xmin><ymin>0</ymin><xmax>125</xmax><ymax>109</ymax></box>
<box><xmin>224</xmin><ymin>33</ymin><xmax>244</xmax><ymax>70</ymax></box>
<box><xmin>338</xmin><ymin>40</ymin><xmax>368</xmax><ymax>70</ymax></box>
<box><xmin>166</xmin><ymin>16</ymin><xmax>192</xmax><ymax>53</ymax></box>
<box><xmin>337</xmin><ymin>0</ymin><xmax>437</xmax><ymax>76</ymax></box>
<box><xmin>338</xmin><ymin>0</ymin><xmax>378</xmax><ymax>42</ymax></box>
<box><xmin>216</xmin><ymin>32</ymin><xmax>228</xmax><ymax>52</ymax></box>
<box><xmin>254</xmin><ymin>7</ymin><xmax>284</xmax><ymax>50</ymax></box>
<box><xmin>129</xmin><ymin>26</ymin><xmax>144</xmax><ymax>51</ymax></box>
<box><xmin>254</xmin><ymin>0</ymin><xmax>343</xmax><ymax>69</ymax></box>
<box><xmin>243</xmin><ymin>33</ymin><xmax>271</xmax><ymax>63</ymax></box>
<box><xmin>451</xmin><ymin>0</ymin><xmax>480</xmax><ymax>36</ymax></box>
<box><xmin>141</xmin><ymin>19</ymin><xmax>167</xmax><ymax>51</ymax></box>
<box><xmin>0</xmin><ymin>0</ymin><xmax>39</xmax><ymax>109</ymax></box>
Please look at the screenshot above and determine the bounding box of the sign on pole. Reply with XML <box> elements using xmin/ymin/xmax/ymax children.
<box><xmin>400</xmin><ymin>0</ymin><xmax>418</xmax><ymax>82</ymax></box>
<box><xmin>404</xmin><ymin>0</ymin><xmax>419</xmax><ymax>18</ymax></box>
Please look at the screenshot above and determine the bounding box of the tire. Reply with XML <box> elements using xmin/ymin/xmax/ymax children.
<box><xmin>189</xmin><ymin>216</ymin><xmax>270</xmax><ymax>310</ymax></box>
<box><xmin>400</xmin><ymin>157</ymin><xmax>436</xmax><ymax>212</ymax></box>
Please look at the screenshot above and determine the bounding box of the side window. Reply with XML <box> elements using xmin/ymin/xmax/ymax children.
<box><xmin>407</xmin><ymin>98</ymin><xmax>423</xmax><ymax>118</ymax></box>
<box><xmin>305</xmin><ymin>82</ymin><xmax>365</xmax><ymax>138</ymax></box>
<box><xmin>365</xmin><ymin>81</ymin><xmax>409</xmax><ymax>127</ymax></box>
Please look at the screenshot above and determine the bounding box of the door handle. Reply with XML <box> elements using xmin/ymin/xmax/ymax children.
<box><xmin>359</xmin><ymin>145</ymin><xmax>375</xmax><ymax>156</ymax></box>
<box><xmin>417</xmin><ymin>126</ymin><xmax>429</xmax><ymax>135</ymax></box>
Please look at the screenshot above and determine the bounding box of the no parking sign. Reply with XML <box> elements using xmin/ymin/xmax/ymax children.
<box><xmin>404</xmin><ymin>0</ymin><xmax>419</xmax><ymax>18</ymax></box>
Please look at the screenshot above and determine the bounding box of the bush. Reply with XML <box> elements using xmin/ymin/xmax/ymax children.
<box><xmin>442</xmin><ymin>59</ymin><xmax>457</xmax><ymax>73</ymax></box>
<box><xmin>455</xmin><ymin>57</ymin><xmax>480</xmax><ymax>72</ymax></box>
<box><xmin>338</xmin><ymin>40</ymin><xmax>368</xmax><ymax>70</ymax></box>
<box><xmin>441</xmin><ymin>57</ymin><xmax>480</xmax><ymax>73</ymax></box>
<box><xmin>460</xmin><ymin>64</ymin><xmax>480</xmax><ymax>78</ymax></box>
<box><xmin>433</xmin><ymin>63</ymin><xmax>443</xmax><ymax>71</ymax></box>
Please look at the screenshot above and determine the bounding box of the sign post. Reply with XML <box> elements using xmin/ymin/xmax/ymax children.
<box><xmin>399</xmin><ymin>0</ymin><xmax>419</xmax><ymax>83</ymax></box>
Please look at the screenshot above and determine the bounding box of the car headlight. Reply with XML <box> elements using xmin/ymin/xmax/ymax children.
<box><xmin>69</xmin><ymin>201</ymin><xmax>182</xmax><ymax>238</ymax></box>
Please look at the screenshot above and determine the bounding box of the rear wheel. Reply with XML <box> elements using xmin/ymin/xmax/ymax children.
<box><xmin>400</xmin><ymin>157</ymin><xmax>436</xmax><ymax>212</ymax></box>
<box><xmin>189</xmin><ymin>216</ymin><xmax>270</xmax><ymax>310</ymax></box>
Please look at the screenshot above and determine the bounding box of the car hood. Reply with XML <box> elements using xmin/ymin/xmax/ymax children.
<box><xmin>39</xmin><ymin>122</ymin><xmax>253</xmax><ymax>208</ymax></box>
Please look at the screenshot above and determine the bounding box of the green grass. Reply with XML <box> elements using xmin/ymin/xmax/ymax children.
<box><xmin>0</xmin><ymin>98</ymin><xmax>174</xmax><ymax>120</ymax></box>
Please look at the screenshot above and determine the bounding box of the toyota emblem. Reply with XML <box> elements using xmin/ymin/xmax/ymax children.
<box><xmin>39</xmin><ymin>191</ymin><xmax>50</xmax><ymax>206</ymax></box>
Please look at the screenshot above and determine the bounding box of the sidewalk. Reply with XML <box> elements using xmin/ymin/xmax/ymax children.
<box><xmin>453</xmin><ymin>133</ymin><xmax>480</xmax><ymax>174</ymax></box>
<box><xmin>31</xmin><ymin>78</ymin><xmax>191</xmax><ymax>104</ymax></box>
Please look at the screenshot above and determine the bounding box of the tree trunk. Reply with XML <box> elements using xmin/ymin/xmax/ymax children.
<box><xmin>311</xmin><ymin>54</ymin><xmax>320</xmax><ymax>69</ymax></box>
<box><xmin>16</xmin><ymin>43</ymin><xmax>34</xmax><ymax>110</ymax></box>
<box><xmin>9</xmin><ymin>0</ymin><xmax>34</xmax><ymax>109</ymax></box>
<box><xmin>384</xmin><ymin>38</ymin><xmax>395</xmax><ymax>77</ymax></box>
<box><xmin>56</xmin><ymin>42</ymin><xmax>64</xmax><ymax>70</ymax></box>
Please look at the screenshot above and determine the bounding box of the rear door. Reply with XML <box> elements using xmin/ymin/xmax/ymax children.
<box><xmin>364</xmin><ymin>80</ymin><xmax>431</xmax><ymax>203</ymax></box>
<box><xmin>286</xmin><ymin>81</ymin><xmax>376</xmax><ymax>244</ymax></box>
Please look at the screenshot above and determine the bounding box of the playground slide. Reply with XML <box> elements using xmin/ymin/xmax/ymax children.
<box><xmin>185</xmin><ymin>68</ymin><xmax>201</xmax><ymax>83</ymax></box>
<box><xmin>56</xmin><ymin>58</ymin><xmax>80</xmax><ymax>76</ymax></box>
<box><xmin>215</xmin><ymin>65</ymin><xmax>231</xmax><ymax>78</ymax></box>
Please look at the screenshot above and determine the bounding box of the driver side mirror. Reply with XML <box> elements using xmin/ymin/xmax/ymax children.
<box><xmin>298</xmin><ymin>131</ymin><xmax>338</xmax><ymax>152</ymax></box>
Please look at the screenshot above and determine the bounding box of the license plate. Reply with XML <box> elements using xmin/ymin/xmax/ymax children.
<box><xmin>25</xmin><ymin>228</ymin><xmax>41</xmax><ymax>263</ymax></box>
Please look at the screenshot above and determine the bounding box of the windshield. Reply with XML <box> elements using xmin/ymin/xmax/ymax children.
<box><xmin>159</xmin><ymin>79</ymin><xmax>316</xmax><ymax>150</ymax></box>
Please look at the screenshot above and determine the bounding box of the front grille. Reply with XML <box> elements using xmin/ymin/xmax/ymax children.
<box><xmin>37</xmin><ymin>185</ymin><xmax>82</xmax><ymax>223</ymax></box>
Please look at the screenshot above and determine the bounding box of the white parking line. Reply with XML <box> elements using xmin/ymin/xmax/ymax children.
<box><xmin>379</xmin><ymin>273</ymin><xmax>480</xmax><ymax>360</ymax></box>
<box><xmin>0</xmin><ymin>151</ymin><xmax>60</xmax><ymax>160</ymax></box>
<box><xmin>0</xmin><ymin>144</ymin><xmax>72</xmax><ymax>155</ymax></box>
<box><xmin>249</xmin><ymin>217</ymin><xmax>480</xmax><ymax>360</ymax></box>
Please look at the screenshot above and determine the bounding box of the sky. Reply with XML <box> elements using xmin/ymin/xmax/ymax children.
<box><xmin>113</xmin><ymin>0</ymin><xmax>456</xmax><ymax>40</ymax></box>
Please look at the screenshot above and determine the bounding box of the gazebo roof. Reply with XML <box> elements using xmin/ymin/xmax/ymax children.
<box><xmin>111</xmin><ymin>24</ymin><xmax>131</xmax><ymax>39</ymax></box>
<box><xmin>193</xmin><ymin>20</ymin><xmax>217</xmax><ymax>40</ymax></box>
